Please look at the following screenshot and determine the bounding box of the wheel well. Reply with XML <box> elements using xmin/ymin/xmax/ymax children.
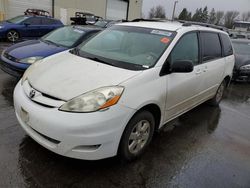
<box><xmin>138</xmin><ymin>104</ymin><xmax>161</xmax><ymax>131</ymax></box>
<box><xmin>224</xmin><ymin>76</ymin><xmax>231</xmax><ymax>87</ymax></box>
<box><xmin>6</xmin><ymin>29</ymin><xmax>20</xmax><ymax>38</ymax></box>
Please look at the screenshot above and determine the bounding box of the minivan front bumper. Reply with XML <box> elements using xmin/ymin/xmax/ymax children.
<box><xmin>14</xmin><ymin>81</ymin><xmax>135</xmax><ymax>160</ymax></box>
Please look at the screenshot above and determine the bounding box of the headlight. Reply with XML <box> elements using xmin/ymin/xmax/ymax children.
<box><xmin>21</xmin><ymin>61</ymin><xmax>41</xmax><ymax>85</ymax></box>
<box><xmin>0</xmin><ymin>25</ymin><xmax>4</xmax><ymax>29</ymax></box>
<box><xmin>19</xmin><ymin>56</ymin><xmax>44</xmax><ymax>64</ymax></box>
<box><xmin>240</xmin><ymin>64</ymin><xmax>250</xmax><ymax>70</ymax></box>
<box><xmin>59</xmin><ymin>86</ymin><xmax>124</xmax><ymax>113</ymax></box>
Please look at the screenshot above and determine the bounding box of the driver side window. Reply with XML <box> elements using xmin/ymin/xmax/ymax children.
<box><xmin>170</xmin><ymin>32</ymin><xmax>199</xmax><ymax>66</ymax></box>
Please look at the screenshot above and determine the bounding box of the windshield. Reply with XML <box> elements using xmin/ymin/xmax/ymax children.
<box><xmin>7</xmin><ymin>16</ymin><xmax>29</xmax><ymax>24</ymax></box>
<box><xmin>94</xmin><ymin>21</ymin><xmax>108</xmax><ymax>27</ymax></box>
<box><xmin>42</xmin><ymin>26</ymin><xmax>85</xmax><ymax>47</ymax></box>
<box><xmin>77</xmin><ymin>26</ymin><xmax>175</xmax><ymax>70</ymax></box>
<box><xmin>232</xmin><ymin>41</ymin><xmax>250</xmax><ymax>55</ymax></box>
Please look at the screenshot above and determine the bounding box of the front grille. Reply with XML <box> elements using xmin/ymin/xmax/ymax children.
<box><xmin>32</xmin><ymin>100</ymin><xmax>55</xmax><ymax>108</ymax></box>
<box><xmin>24</xmin><ymin>81</ymin><xmax>65</xmax><ymax>108</ymax></box>
<box><xmin>41</xmin><ymin>92</ymin><xmax>62</xmax><ymax>101</ymax></box>
<box><xmin>3</xmin><ymin>52</ymin><xmax>19</xmax><ymax>62</ymax></box>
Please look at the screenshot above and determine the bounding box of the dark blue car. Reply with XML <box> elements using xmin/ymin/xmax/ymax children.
<box><xmin>0</xmin><ymin>26</ymin><xmax>102</xmax><ymax>77</ymax></box>
<box><xmin>0</xmin><ymin>15</ymin><xmax>63</xmax><ymax>42</ymax></box>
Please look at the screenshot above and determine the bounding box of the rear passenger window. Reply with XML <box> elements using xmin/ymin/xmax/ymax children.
<box><xmin>220</xmin><ymin>33</ymin><xmax>233</xmax><ymax>56</ymax></box>
<box><xmin>24</xmin><ymin>17</ymin><xmax>41</xmax><ymax>25</ymax></box>
<box><xmin>169</xmin><ymin>32</ymin><xmax>199</xmax><ymax>66</ymax></box>
<box><xmin>201</xmin><ymin>32</ymin><xmax>222</xmax><ymax>62</ymax></box>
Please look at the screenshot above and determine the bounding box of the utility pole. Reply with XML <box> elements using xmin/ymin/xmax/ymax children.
<box><xmin>171</xmin><ymin>1</ymin><xmax>178</xmax><ymax>21</ymax></box>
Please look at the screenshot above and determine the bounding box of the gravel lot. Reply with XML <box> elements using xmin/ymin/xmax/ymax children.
<box><xmin>0</xmin><ymin>42</ymin><xmax>250</xmax><ymax>188</ymax></box>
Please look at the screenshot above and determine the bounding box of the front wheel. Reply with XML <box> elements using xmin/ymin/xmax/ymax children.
<box><xmin>6</xmin><ymin>30</ymin><xmax>19</xmax><ymax>42</ymax></box>
<box><xmin>208</xmin><ymin>80</ymin><xmax>226</xmax><ymax>106</ymax></box>
<box><xmin>119</xmin><ymin>111</ymin><xmax>155</xmax><ymax>161</ymax></box>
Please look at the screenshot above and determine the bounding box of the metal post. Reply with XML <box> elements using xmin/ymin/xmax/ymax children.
<box><xmin>52</xmin><ymin>0</ymin><xmax>55</xmax><ymax>18</ymax></box>
<box><xmin>171</xmin><ymin>1</ymin><xmax>178</xmax><ymax>21</ymax></box>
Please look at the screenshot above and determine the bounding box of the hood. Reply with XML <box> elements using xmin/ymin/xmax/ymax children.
<box><xmin>5</xmin><ymin>40</ymin><xmax>67</xmax><ymax>60</ymax></box>
<box><xmin>235</xmin><ymin>54</ymin><xmax>250</xmax><ymax>69</ymax></box>
<box><xmin>27</xmin><ymin>51</ymin><xmax>142</xmax><ymax>101</ymax></box>
<box><xmin>0</xmin><ymin>21</ymin><xmax>11</xmax><ymax>26</ymax></box>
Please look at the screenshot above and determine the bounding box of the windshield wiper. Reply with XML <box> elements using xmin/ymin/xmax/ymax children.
<box><xmin>84</xmin><ymin>56</ymin><xmax>115</xmax><ymax>66</ymax></box>
<box><xmin>70</xmin><ymin>48</ymin><xmax>79</xmax><ymax>55</ymax></box>
<box><xmin>43</xmin><ymin>39</ymin><xmax>61</xmax><ymax>47</ymax></box>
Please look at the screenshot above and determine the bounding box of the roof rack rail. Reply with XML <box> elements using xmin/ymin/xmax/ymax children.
<box><xmin>178</xmin><ymin>20</ymin><xmax>227</xmax><ymax>31</ymax></box>
<box><xmin>131</xmin><ymin>18</ymin><xmax>169</xmax><ymax>22</ymax></box>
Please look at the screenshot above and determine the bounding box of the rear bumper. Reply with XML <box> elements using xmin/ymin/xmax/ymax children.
<box><xmin>0</xmin><ymin>55</ymin><xmax>28</xmax><ymax>77</ymax></box>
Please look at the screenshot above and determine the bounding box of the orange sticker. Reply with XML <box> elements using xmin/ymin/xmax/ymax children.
<box><xmin>161</xmin><ymin>37</ymin><xmax>170</xmax><ymax>44</ymax></box>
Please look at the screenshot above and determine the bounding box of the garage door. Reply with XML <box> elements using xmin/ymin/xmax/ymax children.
<box><xmin>106</xmin><ymin>0</ymin><xmax>128</xmax><ymax>20</ymax></box>
<box><xmin>7</xmin><ymin>0</ymin><xmax>52</xmax><ymax>19</ymax></box>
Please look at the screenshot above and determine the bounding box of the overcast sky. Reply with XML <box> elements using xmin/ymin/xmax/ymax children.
<box><xmin>142</xmin><ymin>0</ymin><xmax>250</xmax><ymax>19</ymax></box>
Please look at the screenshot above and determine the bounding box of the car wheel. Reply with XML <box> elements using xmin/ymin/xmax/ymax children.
<box><xmin>208</xmin><ymin>80</ymin><xmax>226</xmax><ymax>106</ymax></box>
<box><xmin>6</xmin><ymin>30</ymin><xmax>19</xmax><ymax>42</ymax></box>
<box><xmin>119</xmin><ymin>111</ymin><xmax>155</xmax><ymax>161</ymax></box>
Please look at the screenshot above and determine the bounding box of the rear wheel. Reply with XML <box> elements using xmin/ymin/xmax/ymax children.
<box><xmin>119</xmin><ymin>111</ymin><xmax>155</xmax><ymax>161</ymax></box>
<box><xmin>208</xmin><ymin>80</ymin><xmax>226</xmax><ymax>106</ymax></box>
<box><xmin>6</xmin><ymin>30</ymin><xmax>19</xmax><ymax>42</ymax></box>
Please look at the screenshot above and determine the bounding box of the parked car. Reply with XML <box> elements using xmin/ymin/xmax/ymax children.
<box><xmin>94</xmin><ymin>20</ymin><xmax>125</xmax><ymax>28</ymax></box>
<box><xmin>0</xmin><ymin>15</ymin><xmax>63</xmax><ymax>42</ymax></box>
<box><xmin>24</xmin><ymin>8</ymin><xmax>50</xmax><ymax>17</ymax></box>
<box><xmin>70</xmin><ymin>12</ymin><xmax>102</xmax><ymax>25</ymax></box>
<box><xmin>0</xmin><ymin>26</ymin><xmax>102</xmax><ymax>77</ymax></box>
<box><xmin>232</xmin><ymin>39</ymin><xmax>250</xmax><ymax>81</ymax></box>
<box><xmin>14</xmin><ymin>21</ymin><xmax>234</xmax><ymax>161</ymax></box>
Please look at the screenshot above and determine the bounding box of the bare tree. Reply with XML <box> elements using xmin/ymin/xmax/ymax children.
<box><xmin>224</xmin><ymin>11</ymin><xmax>240</xmax><ymax>28</ymax></box>
<box><xmin>148</xmin><ymin>5</ymin><xmax>166</xmax><ymax>19</ymax></box>
<box><xmin>149</xmin><ymin>7</ymin><xmax>156</xmax><ymax>19</ymax></box>
<box><xmin>155</xmin><ymin>5</ymin><xmax>166</xmax><ymax>18</ymax></box>
<box><xmin>215</xmin><ymin>11</ymin><xmax>224</xmax><ymax>25</ymax></box>
<box><xmin>242</xmin><ymin>12</ymin><xmax>250</xmax><ymax>21</ymax></box>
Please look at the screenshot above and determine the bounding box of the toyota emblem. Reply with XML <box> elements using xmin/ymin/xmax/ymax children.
<box><xmin>29</xmin><ymin>90</ymin><xmax>36</xmax><ymax>99</ymax></box>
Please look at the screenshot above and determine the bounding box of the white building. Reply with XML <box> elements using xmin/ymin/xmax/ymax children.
<box><xmin>0</xmin><ymin>0</ymin><xmax>143</xmax><ymax>23</ymax></box>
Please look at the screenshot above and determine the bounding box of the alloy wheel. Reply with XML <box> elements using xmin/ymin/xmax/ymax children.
<box><xmin>128</xmin><ymin>120</ymin><xmax>150</xmax><ymax>154</ymax></box>
<box><xmin>216</xmin><ymin>83</ymin><xmax>225</xmax><ymax>103</ymax></box>
<box><xmin>7</xmin><ymin>31</ymin><xmax>19</xmax><ymax>42</ymax></box>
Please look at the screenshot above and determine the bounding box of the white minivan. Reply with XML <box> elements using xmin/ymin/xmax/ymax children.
<box><xmin>14</xmin><ymin>21</ymin><xmax>234</xmax><ymax>161</ymax></box>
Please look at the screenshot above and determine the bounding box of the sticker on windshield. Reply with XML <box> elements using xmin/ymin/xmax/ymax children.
<box><xmin>73</xmin><ymin>29</ymin><xmax>84</xmax><ymax>34</ymax></box>
<box><xmin>151</xmin><ymin>30</ymin><xmax>172</xmax><ymax>37</ymax></box>
<box><xmin>160</xmin><ymin>37</ymin><xmax>170</xmax><ymax>44</ymax></box>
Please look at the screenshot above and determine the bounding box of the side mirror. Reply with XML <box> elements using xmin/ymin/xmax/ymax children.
<box><xmin>171</xmin><ymin>60</ymin><xmax>194</xmax><ymax>73</ymax></box>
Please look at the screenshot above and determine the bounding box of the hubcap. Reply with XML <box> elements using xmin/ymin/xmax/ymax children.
<box><xmin>128</xmin><ymin>120</ymin><xmax>150</xmax><ymax>154</ymax></box>
<box><xmin>216</xmin><ymin>83</ymin><xmax>224</xmax><ymax>102</ymax></box>
<box><xmin>7</xmin><ymin>31</ymin><xmax>18</xmax><ymax>42</ymax></box>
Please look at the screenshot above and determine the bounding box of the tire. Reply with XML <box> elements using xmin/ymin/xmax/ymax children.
<box><xmin>208</xmin><ymin>80</ymin><xmax>226</xmax><ymax>106</ymax></box>
<box><xmin>119</xmin><ymin>111</ymin><xmax>155</xmax><ymax>161</ymax></box>
<box><xmin>6</xmin><ymin>30</ymin><xmax>19</xmax><ymax>42</ymax></box>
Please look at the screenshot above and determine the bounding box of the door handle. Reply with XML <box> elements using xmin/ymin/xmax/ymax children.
<box><xmin>203</xmin><ymin>66</ymin><xmax>208</xmax><ymax>72</ymax></box>
<box><xmin>195</xmin><ymin>69</ymin><xmax>202</xmax><ymax>75</ymax></box>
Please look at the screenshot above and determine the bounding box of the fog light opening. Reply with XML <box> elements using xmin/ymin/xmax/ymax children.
<box><xmin>72</xmin><ymin>144</ymin><xmax>101</xmax><ymax>152</ymax></box>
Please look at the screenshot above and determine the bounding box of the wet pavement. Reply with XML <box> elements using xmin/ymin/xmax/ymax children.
<box><xmin>0</xmin><ymin>42</ymin><xmax>250</xmax><ymax>188</ymax></box>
